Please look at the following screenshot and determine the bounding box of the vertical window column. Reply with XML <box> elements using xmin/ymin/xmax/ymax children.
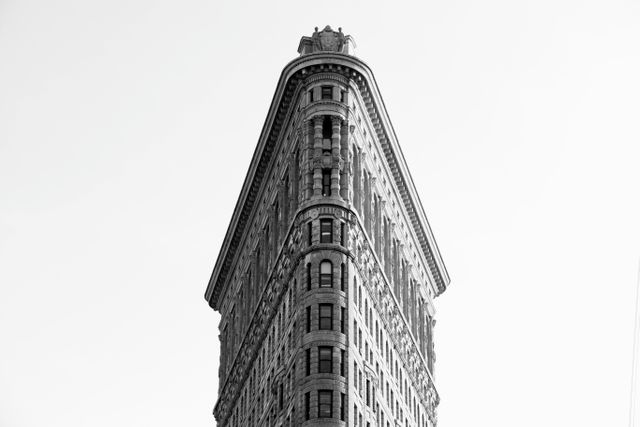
<box><xmin>312</xmin><ymin>116</ymin><xmax>324</xmax><ymax>197</ymax></box>
<box><xmin>340</xmin><ymin>118</ymin><xmax>349</xmax><ymax>200</ymax></box>
<box><xmin>330</xmin><ymin>116</ymin><xmax>342</xmax><ymax>197</ymax></box>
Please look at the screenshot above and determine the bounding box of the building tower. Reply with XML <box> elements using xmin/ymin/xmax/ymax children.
<box><xmin>204</xmin><ymin>26</ymin><xmax>450</xmax><ymax>427</ymax></box>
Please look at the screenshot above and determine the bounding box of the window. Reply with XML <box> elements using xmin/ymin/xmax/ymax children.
<box><xmin>305</xmin><ymin>392</ymin><xmax>310</xmax><ymax>420</ymax></box>
<box><xmin>306</xmin><ymin>306</ymin><xmax>311</xmax><ymax>333</ymax></box>
<box><xmin>307</xmin><ymin>263</ymin><xmax>312</xmax><ymax>290</ymax></box>
<box><xmin>320</xmin><ymin>219</ymin><xmax>332</xmax><ymax>243</ymax></box>
<box><xmin>322</xmin><ymin>169</ymin><xmax>331</xmax><ymax>196</ymax></box>
<box><xmin>341</xmin><ymin>392</ymin><xmax>346</xmax><ymax>421</ymax></box>
<box><xmin>340</xmin><ymin>222</ymin><xmax>345</xmax><ymax>246</ymax></box>
<box><xmin>306</xmin><ymin>349</ymin><xmax>311</xmax><ymax>376</ymax></box>
<box><xmin>318</xmin><ymin>390</ymin><xmax>333</xmax><ymax>418</ymax></box>
<box><xmin>340</xmin><ymin>349</ymin><xmax>345</xmax><ymax>376</ymax></box>
<box><xmin>319</xmin><ymin>261</ymin><xmax>333</xmax><ymax>288</ymax></box>
<box><xmin>318</xmin><ymin>346</ymin><xmax>333</xmax><ymax>373</ymax></box>
<box><xmin>341</xmin><ymin>307</ymin><xmax>346</xmax><ymax>333</ymax></box>
<box><xmin>366</xmin><ymin>379</ymin><xmax>371</xmax><ymax>406</ymax></box>
<box><xmin>321</xmin><ymin>86</ymin><xmax>333</xmax><ymax>100</ymax></box>
<box><xmin>309</xmin><ymin>89</ymin><xmax>314</xmax><ymax>103</ymax></box>
<box><xmin>307</xmin><ymin>222</ymin><xmax>312</xmax><ymax>246</ymax></box>
<box><xmin>340</xmin><ymin>263</ymin><xmax>345</xmax><ymax>291</ymax></box>
<box><xmin>322</xmin><ymin>116</ymin><xmax>332</xmax><ymax>138</ymax></box>
<box><xmin>319</xmin><ymin>304</ymin><xmax>333</xmax><ymax>330</ymax></box>
<box><xmin>340</xmin><ymin>90</ymin><xmax>345</xmax><ymax>103</ymax></box>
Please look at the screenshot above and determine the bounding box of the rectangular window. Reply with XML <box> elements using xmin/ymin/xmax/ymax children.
<box><xmin>319</xmin><ymin>304</ymin><xmax>333</xmax><ymax>330</ymax></box>
<box><xmin>341</xmin><ymin>307</ymin><xmax>346</xmax><ymax>333</ymax></box>
<box><xmin>306</xmin><ymin>306</ymin><xmax>311</xmax><ymax>333</ymax></box>
<box><xmin>318</xmin><ymin>390</ymin><xmax>333</xmax><ymax>418</ymax></box>
<box><xmin>340</xmin><ymin>263</ymin><xmax>345</xmax><ymax>291</ymax></box>
<box><xmin>307</xmin><ymin>263</ymin><xmax>312</xmax><ymax>290</ymax></box>
<box><xmin>340</xmin><ymin>222</ymin><xmax>345</xmax><ymax>246</ymax></box>
<box><xmin>366</xmin><ymin>379</ymin><xmax>370</xmax><ymax>406</ymax></box>
<box><xmin>340</xmin><ymin>90</ymin><xmax>345</xmax><ymax>103</ymax></box>
<box><xmin>341</xmin><ymin>392</ymin><xmax>346</xmax><ymax>421</ymax></box>
<box><xmin>309</xmin><ymin>90</ymin><xmax>314</xmax><ymax>103</ymax></box>
<box><xmin>320</xmin><ymin>219</ymin><xmax>332</xmax><ymax>243</ymax></box>
<box><xmin>321</xmin><ymin>86</ymin><xmax>333</xmax><ymax>100</ymax></box>
<box><xmin>305</xmin><ymin>392</ymin><xmax>310</xmax><ymax>420</ymax></box>
<box><xmin>322</xmin><ymin>169</ymin><xmax>331</xmax><ymax>196</ymax></box>
<box><xmin>308</xmin><ymin>222</ymin><xmax>312</xmax><ymax>246</ymax></box>
<box><xmin>354</xmin><ymin>361</ymin><xmax>358</xmax><ymax>389</ymax></box>
<box><xmin>340</xmin><ymin>349</ymin><xmax>345</xmax><ymax>376</ymax></box>
<box><xmin>318</xmin><ymin>346</ymin><xmax>333</xmax><ymax>373</ymax></box>
<box><xmin>306</xmin><ymin>349</ymin><xmax>311</xmax><ymax>376</ymax></box>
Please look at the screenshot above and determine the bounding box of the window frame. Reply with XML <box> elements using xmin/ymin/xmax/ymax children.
<box><xmin>322</xmin><ymin>169</ymin><xmax>331</xmax><ymax>196</ymax></box>
<box><xmin>318</xmin><ymin>346</ymin><xmax>333</xmax><ymax>373</ymax></box>
<box><xmin>321</xmin><ymin>86</ymin><xmax>333</xmax><ymax>100</ymax></box>
<box><xmin>318</xmin><ymin>390</ymin><xmax>333</xmax><ymax>418</ymax></box>
<box><xmin>320</xmin><ymin>219</ymin><xmax>333</xmax><ymax>243</ymax></box>
<box><xmin>319</xmin><ymin>261</ymin><xmax>333</xmax><ymax>288</ymax></box>
<box><xmin>319</xmin><ymin>303</ymin><xmax>333</xmax><ymax>330</ymax></box>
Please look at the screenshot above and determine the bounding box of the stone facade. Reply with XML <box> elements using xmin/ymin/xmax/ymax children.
<box><xmin>204</xmin><ymin>26</ymin><xmax>450</xmax><ymax>427</ymax></box>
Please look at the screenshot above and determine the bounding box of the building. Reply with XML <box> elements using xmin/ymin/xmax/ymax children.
<box><xmin>204</xmin><ymin>26</ymin><xmax>450</xmax><ymax>427</ymax></box>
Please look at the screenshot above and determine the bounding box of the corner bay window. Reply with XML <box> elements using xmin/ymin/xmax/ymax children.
<box><xmin>318</xmin><ymin>390</ymin><xmax>333</xmax><ymax>418</ymax></box>
<box><xmin>318</xmin><ymin>346</ymin><xmax>333</xmax><ymax>373</ymax></box>
<box><xmin>319</xmin><ymin>261</ymin><xmax>333</xmax><ymax>288</ymax></box>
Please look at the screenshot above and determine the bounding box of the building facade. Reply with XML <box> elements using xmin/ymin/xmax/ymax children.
<box><xmin>204</xmin><ymin>26</ymin><xmax>450</xmax><ymax>427</ymax></box>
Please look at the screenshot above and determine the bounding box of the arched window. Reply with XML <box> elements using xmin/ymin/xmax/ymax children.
<box><xmin>319</xmin><ymin>260</ymin><xmax>333</xmax><ymax>288</ymax></box>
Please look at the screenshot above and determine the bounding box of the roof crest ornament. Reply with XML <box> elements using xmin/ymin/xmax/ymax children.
<box><xmin>298</xmin><ymin>25</ymin><xmax>356</xmax><ymax>56</ymax></box>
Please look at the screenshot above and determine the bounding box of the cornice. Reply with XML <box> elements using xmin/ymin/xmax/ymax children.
<box><xmin>205</xmin><ymin>51</ymin><xmax>450</xmax><ymax>310</ymax></box>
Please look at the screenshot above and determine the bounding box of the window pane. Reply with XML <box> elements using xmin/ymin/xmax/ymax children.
<box><xmin>322</xmin><ymin>169</ymin><xmax>331</xmax><ymax>196</ymax></box>
<box><xmin>319</xmin><ymin>346</ymin><xmax>332</xmax><ymax>373</ymax></box>
<box><xmin>321</xmin><ymin>86</ymin><xmax>332</xmax><ymax>100</ymax></box>
<box><xmin>319</xmin><ymin>304</ymin><xmax>332</xmax><ymax>330</ymax></box>
<box><xmin>320</xmin><ymin>220</ymin><xmax>332</xmax><ymax>243</ymax></box>
<box><xmin>320</xmin><ymin>261</ymin><xmax>332</xmax><ymax>288</ymax></box>
<box><xmin>318</xmin><ymin>390</ymin><xmax>333</xmax><ymax>417</ymax></box>
<box><xmin>320</xmin><ymin>261</ymin><xmax>332</xmax><ymax>274</ymax></box>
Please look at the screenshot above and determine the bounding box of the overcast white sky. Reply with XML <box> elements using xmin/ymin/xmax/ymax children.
<box><xmin>1</xmin><ymin>0</ymin><xmax>640</xmax><ymax>426</ymax></box>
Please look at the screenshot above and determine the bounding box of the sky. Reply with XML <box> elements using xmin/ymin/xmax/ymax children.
<box><xmin>1</xmin><ymin>0</ymin><xmax>639</xmax><ymax>426</ymax></box>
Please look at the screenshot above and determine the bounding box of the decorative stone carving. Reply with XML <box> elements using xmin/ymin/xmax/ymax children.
<box><xmin>298</xmin><ymin>25</ymin><xmax>356</xmax><ymax>56</ymax></box>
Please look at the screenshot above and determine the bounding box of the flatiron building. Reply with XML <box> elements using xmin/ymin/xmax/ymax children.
<box><xmin>204</xmin><ymin>26</ymin><xmax>450</xmax><ymax>427</ymax></box>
